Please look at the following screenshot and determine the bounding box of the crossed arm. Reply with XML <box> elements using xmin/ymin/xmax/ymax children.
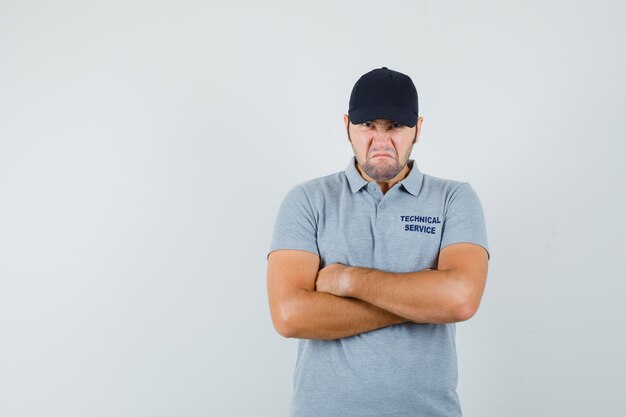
<box><xmin>266</xmin><ymin>243</ymin><xmax>489</xmax><ymax>340</ymax></box>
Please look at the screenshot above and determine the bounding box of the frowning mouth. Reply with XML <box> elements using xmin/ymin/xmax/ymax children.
<box><xmin>370</xmin><ymin>153</ymin><xmax>394</xmax><ymax>159</ymax></box>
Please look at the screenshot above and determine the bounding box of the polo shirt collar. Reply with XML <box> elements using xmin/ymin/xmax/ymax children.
<box><xmin>345</xmin><ymin>157</ymin><xmax>369</xmax><ymax>193</ymax></box>
<box><xmin>399</xmin><ymin>159</ymin><xmax>424</xmax><ymax>196</ymax></box>
<box><xmin>345</xmin><ymin>156</ymin><xmax>424</xmax><ymax>196</ymax></box>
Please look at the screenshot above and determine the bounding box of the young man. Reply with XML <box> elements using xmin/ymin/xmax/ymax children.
<box><xmin>267</xmin><ymin>67</ymin><xmax>490</xmax><ymax>417</ymax></box>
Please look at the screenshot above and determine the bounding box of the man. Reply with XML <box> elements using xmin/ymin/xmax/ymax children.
<box><xmin>266</xmin><ymin>67</ymin><xmax>490</xmax><ymax>417</ymax></box>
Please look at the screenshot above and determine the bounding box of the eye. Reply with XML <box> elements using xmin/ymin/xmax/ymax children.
<box><xmin>390</xmin><ymin>122</ymin><xmax>402</xmax><ymax>129</ymax></box>
<box><xmin>362</xmin><ymin>121</ymin><xmax>373</xmax><ymax>127</ymax></box>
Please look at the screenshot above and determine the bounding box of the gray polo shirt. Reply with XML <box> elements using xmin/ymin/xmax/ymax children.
<box><xmin>269</xmin><ymin>157</ymin><xmax>490</xmax><ymax>417</ymax></box>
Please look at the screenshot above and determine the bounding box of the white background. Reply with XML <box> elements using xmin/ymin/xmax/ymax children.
<box><xmin>1</xmin><ymin>1</ymin><xmax>625</xmax><ymax>416</ymax></box>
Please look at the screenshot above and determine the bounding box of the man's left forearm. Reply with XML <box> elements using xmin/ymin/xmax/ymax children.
<box><xmin>344</xmin><ymin>267</ymin><xmax>474</xmax><ymax>324</ymax></box>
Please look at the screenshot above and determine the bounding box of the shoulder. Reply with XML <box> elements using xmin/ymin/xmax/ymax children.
<box><xmin>421</xmin><ymin>172</ymin><xmax>470</xmax><ymax>196</ymax></box>
<box><xmin>282</xmin><ymin>170</ymin><xmax>346</xmax><ymax>203</ymax></box>
<box><xmin>419</xmin><ymin>173</ymin><xmax>483</xmax><ymax>212</ymax></box>
<box><xmin>274</xmin><ymin>170</ymin><xmax>346</xmax><ymax>224</ymax></box>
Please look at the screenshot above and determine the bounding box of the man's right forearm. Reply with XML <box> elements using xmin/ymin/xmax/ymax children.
<box><xmin>278</xmin><ymin>289</ymin><xmax>408</xmax><ymax>340</ymax></box>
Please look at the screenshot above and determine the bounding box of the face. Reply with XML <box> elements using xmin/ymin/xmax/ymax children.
<box><xmin>344</xmin><ymin>115</ymin><xmax>423</xmax><ymax>181</ymax></box>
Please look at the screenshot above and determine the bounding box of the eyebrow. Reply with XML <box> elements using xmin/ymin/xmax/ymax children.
<box><xmin>365</xmin><ymin>120</ymin><xmax>401</xmax><ymax>127</ymax></box>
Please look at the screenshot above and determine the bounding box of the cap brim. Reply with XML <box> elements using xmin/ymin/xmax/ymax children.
<box><xmin>349</xmin><ymin>106</ymin><xmax>418</xmax><ymax>128</ymax></box>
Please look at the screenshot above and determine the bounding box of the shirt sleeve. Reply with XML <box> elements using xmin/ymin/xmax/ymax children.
<box><xmin>440</xmin><ymin>182</ymin><xmax>490</xmax><ymax>260</ymax></box>
<box><xmin>267</xmin><ymin>185</ymin><xmax>320</xmax><ymax>259</ymax></box>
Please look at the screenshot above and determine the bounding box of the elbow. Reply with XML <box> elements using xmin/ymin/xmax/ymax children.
<box><xmin>448</xmin><ymin>272</ymin><xmax>484</xmax><ymax>323</ymax></box>
<box><xmin>453</xmin><ymin>302</ymin><xmax>478</xmax><ymax>322</ymax></box>
<box><xmin>274</xmin><ymin>319</ymin><xmax>295</xmax><ymax>339</ymax></box>
<box><xmin>272</xmin><ymin>299</ymin><xmax>302</xmax><ymax>339</ymax></box>
<box><xmin>274</xmin><ymin>315</ymin><xmax>297</xmax><ymax>339</ymax></box>
<box><xmin>449</xmin><ymin>283</ymin><xmax>481</xmax><ymax>322</ymax></box>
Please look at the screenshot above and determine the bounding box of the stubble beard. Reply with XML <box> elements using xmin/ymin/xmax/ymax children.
<box><xmin>349</xmin><ymin>138</ymin><xmax>413</xmax><ymax>181</ymax></box>
<box><xmin>359</xmin><ymin>149</ymin><xmax>411</xmax><ymax>181</ymax></box>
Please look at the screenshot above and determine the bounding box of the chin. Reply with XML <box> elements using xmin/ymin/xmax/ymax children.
<box><xmin>364</xmin><ymin>164</ymin><xmax>402</xmax><ymax>181</ymax></box>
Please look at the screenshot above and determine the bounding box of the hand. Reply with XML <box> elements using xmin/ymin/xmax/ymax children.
<box><xmin>315</xmin><ymin>263</ymin><xmax>352</xmax><ymax>297</ymax></box>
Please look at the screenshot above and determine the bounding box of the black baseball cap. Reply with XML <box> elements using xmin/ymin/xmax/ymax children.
<box><xmin>348</xmin><ymin>67</ymin><xmax>419</xmax><ymax>127</ymax></box>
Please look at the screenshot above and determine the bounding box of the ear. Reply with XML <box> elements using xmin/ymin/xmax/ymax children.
<box><xmin>413</xmin><ymin>116</ymin><xmax>424</xmax><ymax>144</ymax></box>
<box><xmin>343</xmin><ymin>114</ymin><xmax>351</xmax><ymax>143</ymax></box>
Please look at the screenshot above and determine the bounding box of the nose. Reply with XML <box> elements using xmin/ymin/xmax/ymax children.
<box><xmin>370</xmin><ymin>131</ymin><xmax>394</xmax><ymax>152</ymax></box>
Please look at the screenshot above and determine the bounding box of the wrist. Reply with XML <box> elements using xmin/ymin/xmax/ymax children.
<box><xmin>344</xmin><ymin>266</ymin><xmax>362</xmax><ymax>297</ymax></box>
